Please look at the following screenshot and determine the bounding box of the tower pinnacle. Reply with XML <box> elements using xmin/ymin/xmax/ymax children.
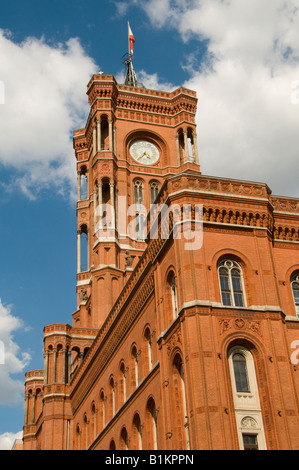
<box><xmin>123</xmin><ymin>53</ymin><xmax>138</xmax><ymax>87</ymax></box>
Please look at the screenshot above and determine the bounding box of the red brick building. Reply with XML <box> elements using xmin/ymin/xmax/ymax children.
<box><xmin>21</xmin><ymin>62</ymin><xmax>299</xmax><ymax>450</ymax></box>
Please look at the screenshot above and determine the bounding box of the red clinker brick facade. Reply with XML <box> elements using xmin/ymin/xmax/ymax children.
<box><xmin>20</xmin><ymin>74</ymin><xmax>299</xmax><ymax>450</ymax></box>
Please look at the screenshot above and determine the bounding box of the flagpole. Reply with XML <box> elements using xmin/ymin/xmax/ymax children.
<box><xmin>123</xmin><ymin>21</ymin><xmax>137</xmax><ymax>87</ymax></box>
<box><xmin>127</xmin><ymin>20</ymin><xmax>130</xmax><ymax>58</ymax></box>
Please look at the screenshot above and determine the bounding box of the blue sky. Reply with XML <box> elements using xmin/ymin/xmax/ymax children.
<box><xmin>0</xmin><ymin>0</ymin><xmax>299</xmax><ymax>449</ymax></box>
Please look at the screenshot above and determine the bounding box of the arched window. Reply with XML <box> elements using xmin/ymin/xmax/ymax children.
<box><xmin>79</xmin><ymin>166</ymin><xmax>88</xmax><ymax>200</ymax></box>
<box><xmin>178</xmin><ymin>129</ymin><xmax>185</xmax><ymax>164</ymax></box>
<box><xmin>187</xmin><ymin>128</ymin><xmax>194</xmax><ymax>162</ymax></box>
<box><xmin>218</xmin><ymin>260</ymin><xmax>245</xmax><ymax>307</ymax></box>
<box><xmin>35</xmin><ymin>388</ymin><xmax>42</xmax><ymax>422</ymax></box>
<box><xmin>100</xmin><ymin>390</ymin><xmax>106</xmax><ymax>430</ymax></box>
<box><xmin>150</xmin><ymin>181</ymin><xmax>159</xmax><ymax>205</ymax></box>
<box><xmin>134</xmin><ymin>180</ymin><xmax>146</xmax><ymax>241</ymax></box>
<box><xmin>172</xmin><ymin>353</ymin><xmax>190</xmax><ymax>450</ymax></box>
<box><xmin>146</xmin><ymin>397</ymin><xmax>158</xmax><ymax>450</ymax></box>
<box><xmin>167</xmin><ymin>271</ymin><xmax>178</xmax><ymax>320</ymax></box>
<box><xmin>90</xmin><ymin>402</ymin><xmax>96</xmax><ymax>444</ymax></box>
<box><xmin>131</xmin><ymin>345</ymin><xmax>139</xmax><ymax>389</ymax></box>
<box><xmin>75</xmin><ymin>424</ymin><xmax>81</xmax><ymax>450</ymax></box>
<box><xmin>109</xmin><ymin>377</ymin><xmax>115</xmax><ymax>417</ymax></box>
<box><xmin>79</xmin><ymin>224</ymin><xmax>88</xmax><ymax>272</ymax></box>
<box><xmin>132</xmin><ymin>413</ymin><xmax>142</xmax><ymax>450</ymax></box>
<box><xmin>120</xmin><ymin>362</ymin><xmax>127</xmax><ymax>404</ymax></box>
<box><xmin>109</xmin><ymin>439</ymin><xmax>116</xmax><ymax>450</ymax></box>
<box><xmin>133</xmin><ymin>180</ymin><xmax>145</xmax><ymax>240</ymax></box>
<box><xmin>144</xmin><ymin>327</ymin><xmax>153</xmax><ymax>373</ymax></box>
<box><xmin>83</xmin><ymin>413</ymin><xmax>88</xmax><ymax>449</ymax></box>
<box><xmin>134</xmin><ymin>179</ymin><xmax>144</xmax><ymax>205</ymax></box>
<box><xmin>291</xmin><ymin>274</ymin><xmax>299</xmax><ymax>317</ymax></box>
<box><xmin>228</xmin><ymin>346</ymin><xmax>267</xmax><ymax>450</ymax></box>
<box><xmin>232</xmin><ymin>353</ymin><xmax>250</xmax><ymax>393</ymax></box>
<box><xmin>120</xmin><ymin>427</ymin><xmax>129</xmax><ymax>450</ymax></box>
<box><xmin>100</xmin><ymin>115</ymin><xmax>109</xmax><ymax>150</ymax></box>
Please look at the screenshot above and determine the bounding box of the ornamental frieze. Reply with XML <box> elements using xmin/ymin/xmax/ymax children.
<box><xmin>219</xmin><ymin>318</ymin><xmax>262</xmax><ymax>337</ymax></box>
<box><xmin>166</xmin><ymin>330</ymin><xmax>182</xmax><ymax>356</ymax></box>
<box><xmin>272</xmin><ymin>197</ymin><xmax>299</xmax><ymax>213</ymax></box>
<box><xmin>177</xmin><ymin>175</ymin><xmax>268</xmax><ymax>198</ymax></box>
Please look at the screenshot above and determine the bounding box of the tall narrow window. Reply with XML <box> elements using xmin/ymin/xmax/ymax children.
<box><xmin>144</xmin><ymin>328</ymin><xmax>153</xmax><ymax>372</ymax></box>
<box><xmin>150</xmin><ymin>181</ymin><xmax>159</xmax><ymax>205</ymax></box>
<box><xmin>100</xmin><ymin>391</ymin><xmax>105</xmax><ymax>430</ymax></box>
<box><xmin>109</xmin><ymin>377</ymin><xmax>115</xmax><ymax>417</ymax></box>
<box><xmin>100</xmin><ymin>116</ymin><xmax>109</xmax><ymax>150</ymax></box>
<box><xmin>228</xmin><ymin>347</ymin><xmax>267</xmax><ymax>450</ymax></box>
<box><xmin>171</xmin><ymin>276</ymin><xmax>178</xmax><ymax>318</ymax></box>
<box><xmin>187</xmin><ymin>128</ymin><xmax>194</xmax><ymax>163</ymax></box>
<box><xmin>91</xmin><ymin>403</ymin><xmax>96</xmax><ymax>443</ymax></box>
<box><xmin>135</xmin><ymin>212</ymin><xmax>146</xmax><ymax>241</ymax></box>
<box><xmin>75</xmin><ymin>425</ymin><xmax>81</xmax><ymax>450</ymax></box>
<box><xmin>83</xmin><ymin>414</ymin><xmax>88</xmax><ymax>450</ymax></box>
<box><xmin>218</xmin><ymin>260</ymin><xmax>245</xmax><ymax>307</ymax></box>
<box><xmin>173</xmin><ymin>353</ymin><xmax>190</xmax><ymax>449</ymax></box>
<box><xmin>131</xmin><ymin>345</ymin><xmax>139</xmax><ymax>389</ymax></box>
<box><xmin>232</xmin><ymin>353</ymin><xmax>250</xmax><ymax>393</ymax></box>
<box><xmin>291</xmin><ymin>274</ymin><xmax>299</xmax><ymax>317</ymax></box>
<box><xmin>167</xmin><ymin>272</ymin><xmax>178</xmax><ymax>319</ymax></box>
<box><xmin>80</xmin><ymin>172</ymin><xmax>88</xmax><ymax>200</ymax></box>
<box><xmin>133</xmin><ymin>413</ymin><xmax>142</xmax><ymax>450</ymax></box>
<box><xmin>80</xmin><ymin>225</ymin><xmax>88</xmax><ymax>272</ymax></box>
<box><xmin>134</xmin><ymin>180</ymin><xmax>143</xmax><ymax>205</ymax></box>
<box><xmin>146</xmin><ymin>398</ymin><xmax>158</xmax><ymax>450</ymax></box>
<box><xmin>178</xmin><ymin>130</ymin><xmax>185</xmax><ymax>164</ymax></box>
<box><xmin>120</xmin><ymin>362</ymin><xmax>126</xmax><ymax>404</ymax></box>
<box><xmin>134</xmin><ymin>180</ymin><xmax>145</xmax><ymax>240</ymax></box>
<box><xmin>120</xmin><ymin>427</ymin><xmax>129</xmax><ymax>450</ymax></box>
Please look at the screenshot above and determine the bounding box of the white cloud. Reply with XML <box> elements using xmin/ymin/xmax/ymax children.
<box><xmin>0</xmin><ymin>299</ymin><xmax>31</xmax><ymax>405</ymax></box>
<box><xmin>0</xmin><ymin>431</ymin><xmax>22</xmax><ymax>450</ymax></box>
<box><xmin>125</xmin><ymin>0</ymin><xmax>299</xmax><ymax>197</ymax></box>
<box><xmin>0</xmin><ymin>30</ymin><xmax>98</xmax><ymax>200</ymax></box>
<box><xmin>137</xmin><ymin>70</ymin><xmax>176</xmax><ymax>91</ymax></box>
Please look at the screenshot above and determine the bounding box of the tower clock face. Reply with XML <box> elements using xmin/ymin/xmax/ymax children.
<box><xmin>130</xmin><ymin>140</ymin><xmax>160</xmax><ymax>165</ymax></box>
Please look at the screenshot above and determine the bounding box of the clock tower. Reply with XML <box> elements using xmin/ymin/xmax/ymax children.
<box><xmin>20</xmin><ymin>39</ymin><xmax>299</xmax><ymax>453</ymax></box>
<box><xmin>73</xmin><ymin>67</ymin><xmax>200</xmax><ymax>329</ymax></box>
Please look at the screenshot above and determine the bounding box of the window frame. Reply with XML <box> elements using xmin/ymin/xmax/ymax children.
<box><xmin>232</xmin><ymin>353</ymin><xmax>250</xmax><ymax>393</ymax></box>
<box><xmin>291</xmin><ymin>273</ymin><xmax>299</xmax><ymax>317</ymax></box>
<box><xmin>150</xmin><ymin>181</ymin><xmax>159</xmax><ymax>205</ymax></box>
<box><xmin>218</xmin><ymin>259</ymin><xmax>246</xmax><ymax>308</ymax></box>
<box><xmin>134</xmin><ymin>179</ymin><xmax>144</xmax><ymax>206</ymax></box>
<box><xmin>228</xmin><ymin>346</ymin><xmax>267</xmax><ymax>450</ymax></box>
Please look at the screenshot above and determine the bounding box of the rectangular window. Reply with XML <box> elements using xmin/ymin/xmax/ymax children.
<box><xmin>232</xmin><ymin>271</ymin><xmax>244</xmax><ymax>307</ymax></box>
<box><xmin>220</xmin><ymin>273</ymin><xmax>230</xmax><ymax>291</ymax></box>
<box><xmin>242</xmin><ymin>434</ymin><xmax>258</xmax><ymax>450</ymax></box>
<box><xmin>234</xmin><ymin>292</ymin><xmax>244</xmax><ymax>307</ymax></box>
<box><xmin>222</xmin><ymin>291</ymin><xmax>232</xmax><ymax>306</ymax></box>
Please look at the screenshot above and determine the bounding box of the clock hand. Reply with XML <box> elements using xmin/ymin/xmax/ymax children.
<box><xmin>137</xmin><ymin>151</ymin><xmax>146</xmax><ymax>160</ymax></box>
<box><xmin>137</xmin><ymin>151</ymin><xmax>151</xmax><ymax>160</ymax></box>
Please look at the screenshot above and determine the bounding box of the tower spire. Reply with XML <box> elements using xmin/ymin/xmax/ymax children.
<box><xmin>123</xmin><ymin>21</ymin><xmax>138</xmax><ymax>87</ymax></box>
